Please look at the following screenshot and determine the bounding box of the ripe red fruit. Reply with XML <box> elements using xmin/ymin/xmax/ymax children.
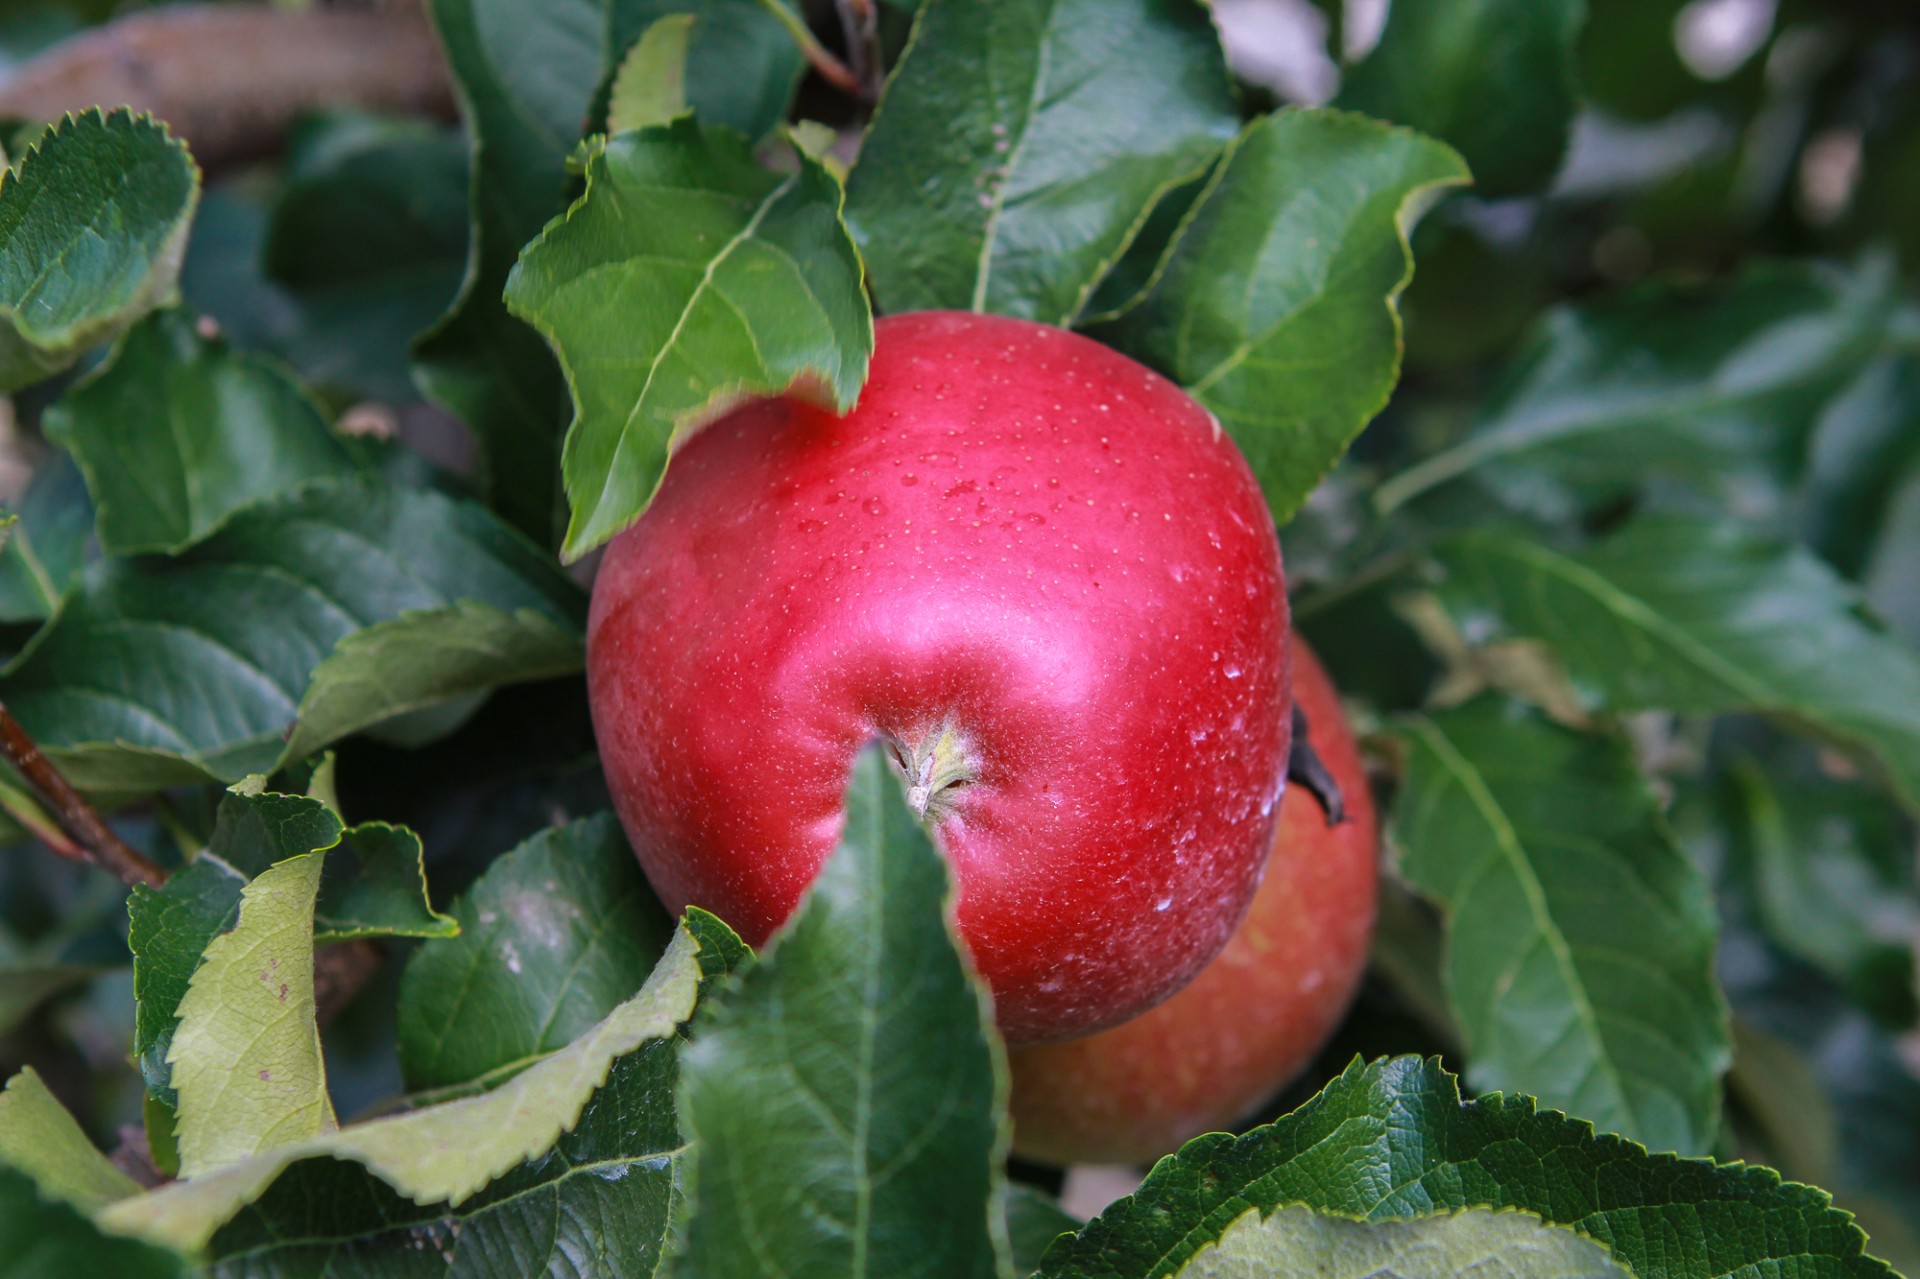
<box><xmin>1006</xmin><ymin>639</ymin><xmax>1377</xmax><ymax>1163</ymax></box>
<box><xmin>587</xmin><ymin>311</ymin><xmax>1291</xmax><ymax>1045</ymax></box>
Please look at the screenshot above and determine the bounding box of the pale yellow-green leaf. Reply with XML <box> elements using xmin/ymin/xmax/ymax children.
<box><xmin>608</xmin><ymin>13</ymin><xmax>694</xmax><ymax>134</ymax></box>
<box><xmin>0</xmin><ymin>1067</ymin><xmax>140</xmax><ymax>1213</ymax></box>
<box><xmin>1173</xmin><ymin>1204</ymin><xmax>1632</xmax><ymax>1279</ymax></box>
<box><xmin>101</xmin><ymin>924</ymin><xmax>705</xmax><ymax>1254</ymax></box>
<box><xmin>168</xmin><ymin>852</ymin><xmax>335</xmax><ymax>1179</ymax></box>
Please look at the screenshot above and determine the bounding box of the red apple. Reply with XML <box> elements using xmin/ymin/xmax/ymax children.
<box><xmin>1007</xmin><ymin>638</ymin><xmax>1377</xmax><ymax>1161</ymax></box>
<box><xmin>587</xmin><ymin>311</ymin><xmax>1291</xmax><ymax>1045</ymax></box>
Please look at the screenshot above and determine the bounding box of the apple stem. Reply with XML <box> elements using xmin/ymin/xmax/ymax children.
<box><xmin>1288</xmin><ymin>704</ymin><xmax>1347</xmax><ymax>827</ymax></box>
<box><xmin>894</xmin><ymin>720</ymin><xmax>978</xmax><ymax>822</ymax></box>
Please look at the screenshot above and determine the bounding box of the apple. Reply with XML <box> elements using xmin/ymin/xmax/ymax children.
<box><xmin>1006</xmin><ymin>638</ymin><xmax>1377</xmax><ymax>1163</ymax></box>
<box><xmin>587</xmin><ymin>310</ymin><xmax>1292</xmax><ymax>1045</ymax></box>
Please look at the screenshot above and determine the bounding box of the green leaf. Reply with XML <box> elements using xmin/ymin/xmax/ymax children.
<box><xmin>1431</xmin><ymin>516</ymin><xmax>1920</xmax><ymax>814</ymax></box>
<box><xmin>1089</xmin><ymin>109</ymin><xmax>1468</xmax><ymax>524</ymax></box>
<box><xmin>43</xmin><ymin>309</ymin><xmax>358</xmax><ymax>555</ymax></box>
<box><xmin>397</xmin><ymin>812</ymin><xmax>672</xmax><ymax>1095</ymax></box>
<box><xmin>0</xmin><ymin>1167</ymin><xmax>185</xmax><ymax>1279</ymax></box>
<box><xmin>168</xmin><ymin>852</ymin><xmax>335</xmax><ymax>1179</ymax></box>
<box><xmin>130</xmin><ymin>792</ymin><xmax>341</xmax><ymax>1107</ymax></box>
<box><xmin>0</xmin><ymin>109</ymin><xmax>199</xmax><ymax>391</ymax></box>
<box><xmin>506</xmin><ymin>118</ymin><xmax>873</xmax><ymax>559</ymax></box>
<box><xmin>1008</xmin><ymin>1185</ymin><xmax>1081</xmax><ymax>1276</ymax></box>
<box><xmin>844</xmin><ymin>0</ymin><xmax>1237</xmax><ymax>326</ymax></box>
<box><xmin>1722</xmin><ymin>764</ymin><xmax>1917</xmax><ymax>1027</ymax></box>
<box><xmin>130</xmin><ymin>790</ymin><xmax>447</xmax><ymax>1108</ymax></box>
<box><xmin>1166</xmin><ymin>1204</ymin><xmax>1629</xmax><ymax>1278</ymax></box>
<box><xmin>0</xmin><ymin>961</ymin><xmax>105</xmax><ymax>1036</ymax></box>
<box><xmin>603</xmin><ymin>2</ymin><xmax>805</xmax><ymax>141</ymax></box>
<box><xmin>607</xmin><ymin>13</ymin><xmax>694</xmax><ymax>134</ymax></box>
<box><xmin>0</xmin><ymin>1067</ymin><xmax>140</xmax><ymax>1213</ymax></box>
<box><xmin>262</xmin><ymin>111</ymin><xmax>470</xmax><ymax>402</ymax></box>
<box><xmin>1376</xmin><ymin>259</ymin><xmax>1904</xmax><ymax>515</ymax></box>
<box><xmin>0</xmin><ymin>452</ymin><xmax>90</xmax><ymax>623</ymax></box>
<box><xmin>282</xmin><ymin>600</ymin><xmax>584</xmax><ymax>765</ymax></box>
<box><xmin>1390</xmin><ymin>700</ymin><xmax>1729</xmax><ymax>1156</ymax></box>
<box><xmin>267</xmin><ymin>112</ymin><xmax>469</xmax><ymax>295</ymax></box>
<box><xmin>1336</xmin><ymin>0</ymin><xmax>1586</xmax><ymax>198</ymax></box>
<box><xmin>415</xmin><ymin>0</ymin><xmax>598</xmax><ymax>542</ymax></box>
<box><xmin>101</xmin><ymin>919</ymin><xmax>712</xmax><ymax>1254</ymax></box>
<box><xmin>1035</xmin><ymin>1056</ymin><xmax>1894</xmax><ymax>1279</ymax></box>
<box><xmin>0</xmin><ymin>476</ymin><xmax>584</xmax><ymax>791</ymax></box>
<box><xmin>314</xmin><ymin>823</ymin><xmax>459</xmax><ymax>944</ymax></box>
<box><xmin>673</xmin><ymin>746</ymin><xmax>1010</xmax><ymax>1279</ymax></box>
<box><xmin>181</xmin><ymin>910</ymin><xmax>745</xmax><ymax>1276</ymax></box>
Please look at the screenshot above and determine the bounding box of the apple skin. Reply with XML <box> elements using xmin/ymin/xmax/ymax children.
<box><xmin>587</xmin><ymin>310</ymin><xmax>1291</xmax><ymax>1045</ymax></box>
<box><xmin>1006</xmin><ymin>638</ymin><xmax>1377</xmax><ymax>1161</ymax></box>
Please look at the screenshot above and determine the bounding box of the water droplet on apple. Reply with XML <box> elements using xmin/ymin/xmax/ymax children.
<box><xmin>864</xmin><ymin>497</ymin><xmax>884</xmax><ymax>516</ymax></box>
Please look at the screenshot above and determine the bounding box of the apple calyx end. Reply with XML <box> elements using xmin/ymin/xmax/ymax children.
<box><xmin>892</xmin><ymin>719</ymin><xmax>978</xmax><ymax>823</ymax></box>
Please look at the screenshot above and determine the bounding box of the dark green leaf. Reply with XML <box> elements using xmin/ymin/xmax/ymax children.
<box><xmin>180</xmin><ymin>914</ymin><xmax>742</xmax><ymax>1277</ymax></box>
<box><xmin>1722</xmin><ymin>764</ymin><xmax>1917</xmax><ymax>1027</ymax></box>
<box><xmin>1</xmin><ymin>476</ymin><xmax>584</xmax><ymax>790</ymax></box>
<box><xmin>0</xmin><ymin>1167</ymin><xmax>185</xmax><ymax>1279</ymax></box>
<box><xmin>1390</xmin><ymin>700</ymin><xmax>1729</xmax><ymax>1156</ymax></box>
<box><xmin>314</xmin><ymin>824</ymin><xmax>458</xmax><ymax>945</ymax></box>
<box><xmin>1376</xmin><ymin>260</ymin><xmax>1903</xmax><ymax>516</ymax></box>
<box><xmin>1008</xmin><ymin>1185</ymin><xmax>1080</xmax><ymax>1276</ymax></box>
<box><xmin>1802</xmin><ymin>353</ymin><xmax>1920</xmax><ymax>578</ymax></box>
<box><xmin>129</xmin><ymin>790</ymin><xmax>448</xmax><ymax>1108</ymax></box>
<box><xmin>506</xmin><ymin>118</ymin><xmax>872</xmax><ymax>559</ymax></box>
<box><xmin>0</xmin><ymin>452</ymin><xmax>90</xmax><ymax>623</ymax></box>
<box><xmin>0</xmin><ymin>961</ymin><xmax>111</xmax><ymax>1037</ymax></box>
<box><xmin>129</xmin><ymin>792</ymin><xmax>339</xmax><ymax>1106</ymax></box>
<box><xmin>0</xmin><ymin>109</ymin><xmax>199</xmax><ymax>391</ymax></box>
<box><xmin>267</xmin><ymin>113</ymin><xmax>469</xmax><ymax>294</ymax></box>
<box><xmin>103</xmin><ymin>917</ymin><xmax>728</xmax><ymax>1255</ymax></box>
<box><xmin>44</xmin><ymin>309</ymin><xmax>358</xmax><ymax>555</ymax></box>
<box><xmin>1336</xmin><ymin>0</ymin><xmax>1586</xmax><ymax>197</ymax></box>
<box><xmin>845</xmin><ymin>0</ymin><xmax>1237</xmax><ymax>325</ymax></box>
<box><xmin>1090</xmin><ymin>109</ymin><xmax>1467</xmax><ymax>524</ymax></box>
<box><xmin>674</xmin><ymin>747</ymin><xmax>1009</xmax><ymax>1279</ymax></box>
<box><xmin>414</xmin><ymin>0</ymin><xmax>598</xmax><ymax>542</ymax></box>
<box><xmin>1431</xmin><ymin>516</ymin><xmax>1920</xmax><ymax>814</ymax></box>
<box><xmin>282</xmin><ymin>600</ymin><xmax>584</xmax><ymax>765</ymax></box>
<box><xmin>1035</xmin><ymin>1056</ymin><xmax>1893</xmax><ymax>1279</ymax></box>
<box><xmin>261</xmin><ymin>111</ymin><xmax>469</xmax><ymax>402</ymax></box>
<box><xmin>604</xmin><ymin>1</ymin><xmax>804</xmax><ymax>140</ymax></box>
<box><xmin>397</xmin><ymin>813</ymin><xmax>672</xmax><ymax>1095</ymax></box>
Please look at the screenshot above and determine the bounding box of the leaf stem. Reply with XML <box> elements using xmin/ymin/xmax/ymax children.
<box><xmin>0</xmin><ymin>702</ymin><xmax>378</xmax><ymax>1022</ymax></box>
<box><xmin>0</xmin><ymin>702</ymin><xmax>166</xmax><ymax>888</ymax></box>
<box><xmin>835</xmin><ymin>0</ymin><xmax>883</xmax><ymax>98</ymax></box>
<box><xmin>756</xmin><ymin>0</ymin><xmax>871</xmax><ymax>100</ymax></box>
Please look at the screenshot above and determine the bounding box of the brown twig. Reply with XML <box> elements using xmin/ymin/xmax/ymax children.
<box><xmin>0</xmin><ymin>2</ymin><xmax>454</xmax><ymax>171</ymax></box>
<box><xmin>835</xmin><ymin>0</ymin><xmax>883</xmax><ymax>98</ymax></box>
<box><xmin>0</xmin><ymin>703</ymin><xmax>379</xmax><ymax>1021</ymax></box>
<box><xmin>0</xmin><ymin>703</ymin><xmax>165</xmax><ymax>888</ymax></box>
<box><xmin>756</xmin><ymin>0</ymin><xmax>871</xmax><ymax>100</ymax></box>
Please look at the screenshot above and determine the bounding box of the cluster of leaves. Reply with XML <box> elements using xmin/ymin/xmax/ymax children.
<box><xmin>0</xmin><ymin>0</ymin><xmax>1914</xmax><ymax>1275</ymax></box>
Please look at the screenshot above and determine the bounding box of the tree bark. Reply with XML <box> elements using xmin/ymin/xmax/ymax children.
<box><xmin>0</xmin><ymin>2</ymin><xmax>455</xmax><ymax>170</ymax></box>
